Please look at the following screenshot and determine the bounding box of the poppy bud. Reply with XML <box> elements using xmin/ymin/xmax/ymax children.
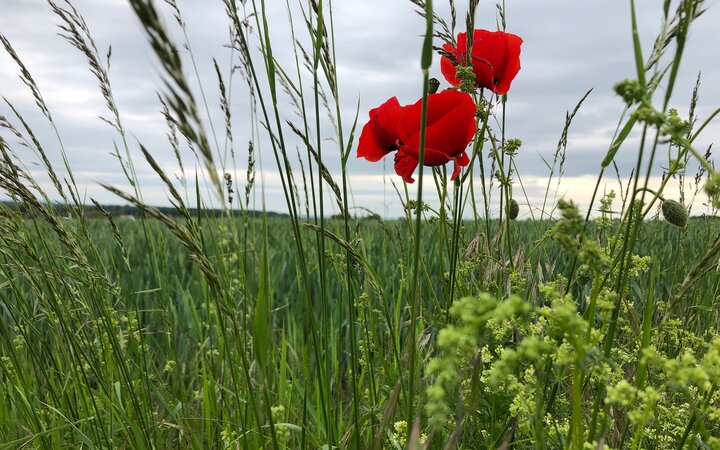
<box><xmin>428</xmin><ymin>78</ymin><xmax>440</xmax><ymax>94</ymax></box>
<box><xmin>661</xmin><ymin>199</ymin><xmax>688</xmax><ymax>228</ymax></box>
<box><xmin>508</xmin><ymin>199</ymin><xmax>519</xmax><ymax>220</ymax></box>
<box><xmin>706</xmin><ymin>172</ymin><xmax>720</xmax><ymax>208</ymax></box>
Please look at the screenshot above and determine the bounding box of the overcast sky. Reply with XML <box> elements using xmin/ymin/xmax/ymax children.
<box><xmin>1</xmin><ymin>0</ymin><xmax>718</xmax><ymax>218</ymax></box>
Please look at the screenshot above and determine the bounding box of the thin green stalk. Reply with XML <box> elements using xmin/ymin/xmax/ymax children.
<box><xmin>570</xmin><ymin>354</ymin><xmax>585</xmax><ymax>449</ymax></box>
<box><xmin>323</xmin><ymin>0</ymin><xmax>362</xmax><ymax>445</ymax></box>
<box><xmin>407</xmin><ymin>0</ymin><xmax>434</xmax><ymax>433</ymax></box>
<box><xmin>228</xmin><ymin>0</ymin><xmax>338</xmax><ymax>443</ymax></box>
<box><xmin>308</xmin><ymin>1</ymin><xmax>334</xmax><ymax>440</ymax></box>
<box><xmin>447</xmin><ymin>178</ymin><xmax>464</xmax><ymax>319</ymax></box>
<box><xmin>629</xmin><ymin>0</ymin><xmax>647</xmax><ymax>89</ymax></box>
<box><xmin>676</xmin><ymin>383</ymin><xmax>716</xmax><ymax>449</ymax></box>
<box><xmin>593</xmin><ymin>127</ymin><xmax>662</xmax><ymax>442</ymax></box>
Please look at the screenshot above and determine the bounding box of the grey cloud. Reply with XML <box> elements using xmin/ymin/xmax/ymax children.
<box><xmin>1</xmin><ymin>0</ymin><xmax>718</xmax><ymax>216</ymax></box>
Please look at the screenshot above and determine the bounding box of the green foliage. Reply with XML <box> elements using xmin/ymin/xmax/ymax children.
<box><xmin>0</xmin><ymin>0</ymin><xmax>719</xmax><ymax>449</ymax></box>
<box><xmin>614</xmin><ymin>79</ymin><xmax>645</xmax><ymax>105</ymax></box>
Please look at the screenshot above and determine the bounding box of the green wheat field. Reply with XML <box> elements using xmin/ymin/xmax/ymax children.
<box><xmin>1</xmin><ymin>0</ymin><xmax>720</xmax><ymax>449</ymax></box>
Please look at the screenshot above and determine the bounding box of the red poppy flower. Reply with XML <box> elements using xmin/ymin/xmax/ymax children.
<box><xmin>393</xmin><ymin>90</ymin><xmax>476</xmax><ymax>183</ymax></box>
<box><xmin>357</xmin><ymin>90</ymin><xmax>476</xmax><ymax>183</ymax></box>
<box><xmin>440</xmin><ymin>29</ymin><xmax>522</xmax><ymax>95</ymax></box>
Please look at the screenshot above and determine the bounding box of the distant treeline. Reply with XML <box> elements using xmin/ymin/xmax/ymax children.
<box><xmin>0</xmin><ymin>201</ymin><xmax>290</xmax><ymax>220</ymax></box>
<box><xmin>1</xmin><ymin>201</ymin><xmax>715</xmax><ymax>223</ymax></box>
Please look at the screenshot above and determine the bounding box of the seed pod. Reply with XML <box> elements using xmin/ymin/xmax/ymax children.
<box><xmin>508</xmin><ymin>199</ymin><xmax>519</xmax><ymax>220</ymax></box>
<box><xmin>661</xmin><ymin>199</ymin><xmax>688</xmax><ymax>228</ymax></box>
<box><xmin>428</xmin><ymin>78</ymin><xmax>440</xmax><ymax>94</ymax></box>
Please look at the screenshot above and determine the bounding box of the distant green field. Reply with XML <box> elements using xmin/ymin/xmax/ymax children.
<box><xmin>75</xmin><ymin>216</ymin><xmax>720</xmax><ymax>314</ymax></box>
<box><xmin>1</xmin><ymin>213</ymin><xmax>719</xmax><ymax>448</ymax></box>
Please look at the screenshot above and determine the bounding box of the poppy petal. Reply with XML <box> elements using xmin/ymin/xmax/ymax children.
<box><xmin>357</xmin><ymin>97</ymin><xmax>404</xmax><ymax>162</ymax></box>
<box><xmin>494</xmin><ymin>34</ymin><xmax>523</xmax><ymax>95</ymax></box>
<box><xmin>450</xmin><ymin>151</ymin><xmax>470</xmax><ymax>180</ymax></box>
<box><xmin>451</xmin><ymin>161</ymin><xmax>463</xmax><ymax>180</ymax></box>
<box><xmin>426</xmin><ymin>93</ymin><xmax>476</xmax><ymax>154</ymax></box>
<box><xmin>421</xmin><ymin>146</ymin><xmax>453</xmax><ymax>166</ymax></box>
<box><xmin>455</xmin><ymin>151</ymin><xmax>470</xmax><ymax>167</ymax></box>
<box><xmin>393</xmin><ymin>147</ymin><xmax>418</xmax><ymax>183</ymax></box>
<box><xmin>440</xmin><ymin>44</ymin><xmax>461</xmax><ymax>86</ymax></box>
<box><xmin>398</xmin><ymin>90</ymin><xmax>476</xmax><ymax>154</ymax></box>
<box><xmin>357</xmin><ymin>122</ymin><xmax>393</xmax><ymax>162</ymax></box>
<box><xmin>470</xmin><ymin>55</ymin><xmax>496</xmax><ymax>92</ymax></box>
